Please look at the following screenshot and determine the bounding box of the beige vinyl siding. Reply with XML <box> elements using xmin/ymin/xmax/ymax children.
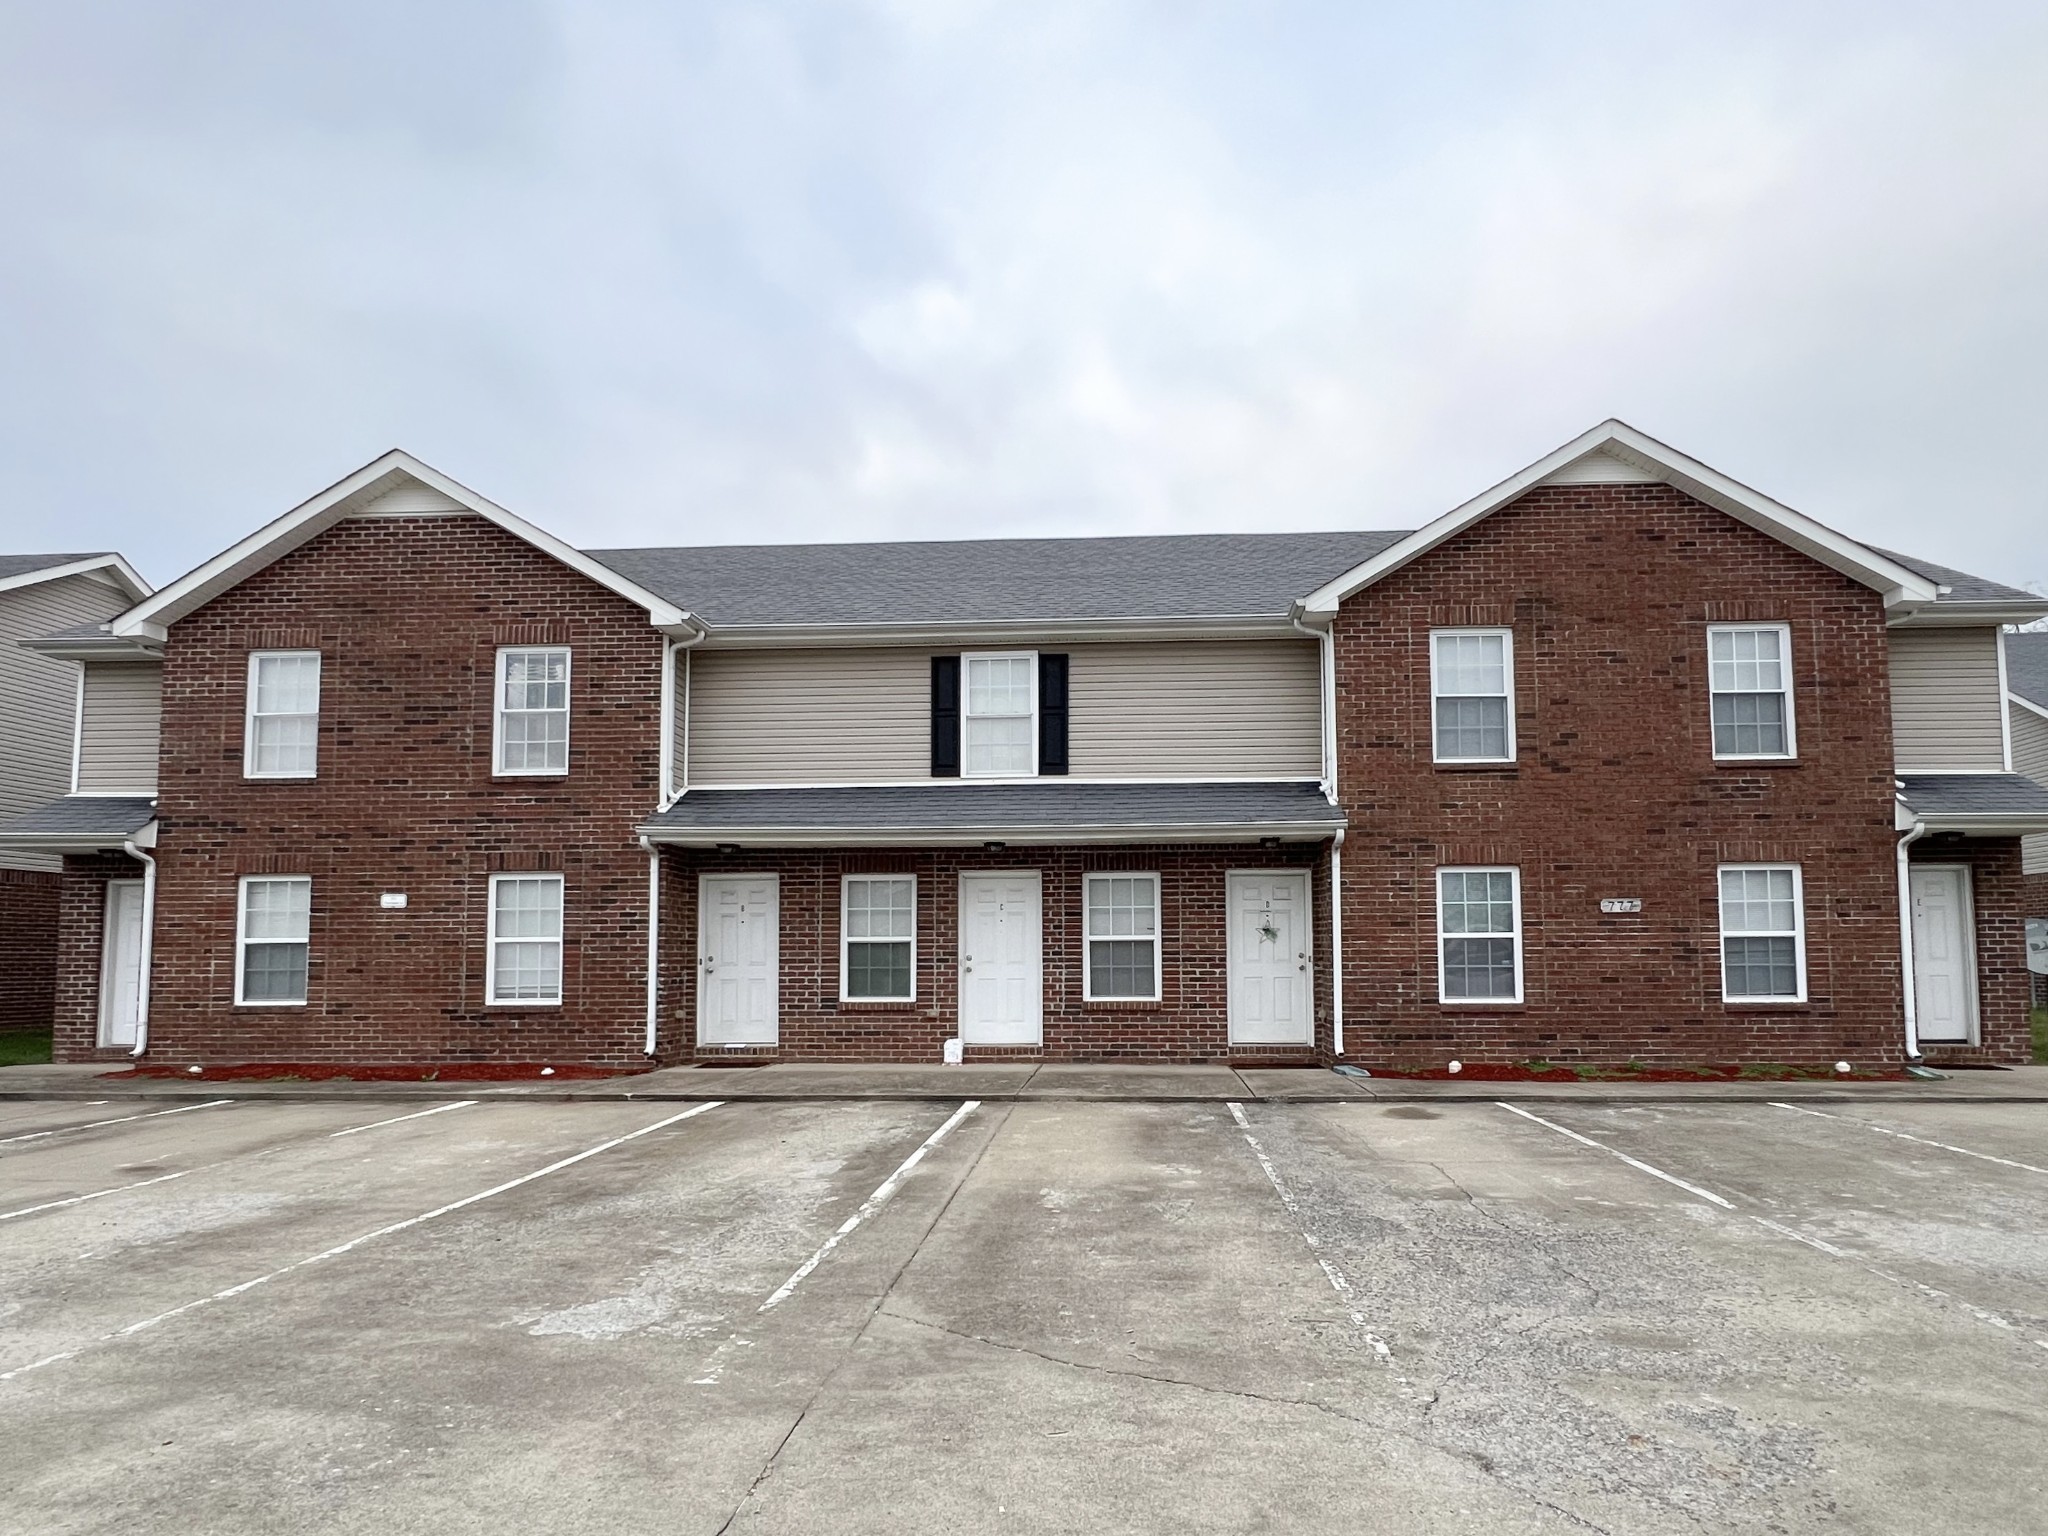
<box><xmin>0</xmin><ymin>574</ymin><xmax>132</xmax><ymax>870</ymax></box>
<box><xmin>76</xmin><ymin>662</ymin><xmax>162</xmax><ymax>796</ymax></box>
<box><xmin>2013</xmin><ymin>702</ymin><xmax>2048</xmax><ymax>876</ymax></box>
<box><xmin>1066</xmin><ymin>640</ymin><xmax>1320</xmax><ymax>777</ymax></box>
<box><xmin>1888</xmin><ymin>627</ymin><xmax>2008</xmax><ymax>772</ymax></box>
<box><xmin>683</xmin><ymin>639</ymin><xmax>1323</xmax><ymax>785</ymax></box>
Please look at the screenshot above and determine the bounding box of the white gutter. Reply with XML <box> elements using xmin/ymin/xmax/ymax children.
<box><xmin>121</xmin><ymin>839</ymin><xmax>157</xmax><ymax>1057</ymax></box>
<box><xmin>1329</xmin><ymin>827</ymin><xmax>1346</xmax><ymax>1059</ymax></box>
<box><xmin>1896</xmin><ymin>815</ymin><xmax>1929</xmax><ymax>1061</ymax></box>
<box><xmin>639</xmin><ymin>835</ymin><xmax>662</xmax><ymax>1058</ymax></box>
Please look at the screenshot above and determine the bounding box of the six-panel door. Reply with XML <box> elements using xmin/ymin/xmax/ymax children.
<box><xmin>958</xmin><ymin>871</ymin><xmax>1043</xmax><ymax>1045</ymax></box>
<box><xmin>698</xmin><ymin>874</ymin><xmax>779</xmax><ymax>1045</ymax></box>
<box><xmin>1226</xmin><ymin>870</ymin><xmax>1311</xmax><ymax>1045</ymax></box>
<box><xmin>1910</xmin><ymin>864</ymin><xmax>1978</xmax><ymax>1044</ymax></box>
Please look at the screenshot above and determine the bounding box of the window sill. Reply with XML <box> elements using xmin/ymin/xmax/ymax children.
<box><xmin>242</xmin><ymin>774</ymin><xmax>318</xmax><ymax>783</ymax></box>
<box><xmin>492</xmin><ymin>772</ymin><xmax>570</xmax><ymax>781</ymax></box>
<box><xmin>1712</xmin><ymin>758</ymin><xmax>1800</xmax><ymax>769</ymax></box>
<box><xmin>1433</xmin><ymin>760</ymin><xmax>1517</xmax><ymax>773</ymax></box>
<box><xmin>1082</xmin><ymin>998</ymin><xmax>1164</xmax><ymax>1009</ymax></box>
<box><xmin>838</xmin><ymin>999</ymin><xmax>920</xmax><ymax>1011</ymax></box>
<box><xmin>1721</xmin><ymin>1001</ymin><xmax>1810</xmax><ymax>1010</ymax></box>
<box><xmin>1437</xmin><ymin>1001</ymin><xmax>1525</xmax><ymax>1009</ymax></box>
<box><xmin>484</xmin><ymin>1001</ymin><xmax>564</xmax><ymax>1010</ymax></box>
<box><xmin>234</xmin><ymin>1001</ymin><xmax>308</xmax><ymax>1009</ymax></box>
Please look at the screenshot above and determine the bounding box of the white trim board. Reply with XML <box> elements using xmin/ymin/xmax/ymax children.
<box><xmin>0</xmin><ymin>554</ymin><xmax>150</xmax><ymax>601</ymax></box>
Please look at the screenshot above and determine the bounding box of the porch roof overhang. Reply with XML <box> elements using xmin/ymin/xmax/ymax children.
<box><xmin>0</xmin><ymin>796</ymin><xmax>157</xmax><ymax>853</ymax></box>
<box><xmin>1896</xmin><ymin>774</ymin><xmax>2048</xmax><ymax>836</ymax></box>
<box><xmin>638</xmin><ymin>781</ymin><xmax>1346</xmax><ymax>848</ymax></box>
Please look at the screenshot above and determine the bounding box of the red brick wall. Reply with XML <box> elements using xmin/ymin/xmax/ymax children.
<box><xmin>1912</xmin><ymin>836</ymin><xmax>2033</xmax><ymax>1066</ymax></box>
<box><xmin>1332</xmin><ymin>481</ymin><xmax>1909</xmax><ymax>1069</ymax></box>
<box><xmin>0</xmin><ymin>867</ymin><xmax>60</xmax><ymax>1034</ymax></box>
<box><xmin>135</xmin><ymin>514</ymin><xmax>662</xmax><ymax>1068</ymax></box>
<box><xmin>53</xmin><ymin>853</ymin><xmax>144</xmax><ymax>1060</ymax></box>
<box><xmin>660</xmin><ymin>844</ymin><xmax>1327</xmax><ymax>1063</ymax></box>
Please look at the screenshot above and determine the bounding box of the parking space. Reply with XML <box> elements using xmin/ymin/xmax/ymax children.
<box><xmin>1</xmin><ymin>1095</ymin><xmax>2045</xmax><ymax>1534</ymax></box>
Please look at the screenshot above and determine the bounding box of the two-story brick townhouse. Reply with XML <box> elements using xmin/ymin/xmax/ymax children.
<box><xmin>2006</xmin><ymin>632</ymin><xmax>2048</xmax><ymax>983</ymax></box>
<box><xmin>7</xmin><ymin>420</ymin><xmax>2046</xmax><ymax>1071</ymax></box>
<box><xmin>0</xmin><ymin>552</ymin><xmax>151</xmax><ymax>1037</ymax></box>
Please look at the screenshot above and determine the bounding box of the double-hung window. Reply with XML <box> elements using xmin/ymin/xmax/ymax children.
<box><xmin>1718</xmin><ymin>864</ymin><xmax>1805</xmax><ymax>1002</ymax></box>
<box><xmin>488</xmin><ymin>874</ymin><xmax>564</xmax><ymax>1005</ymax></box>
<box><xmin>495</xmin><ymin>647</ymin><xmax>571</xmax><ymax>776</ymax></box>
<box><xmin>1436</xmin><ymin>867</ymin><xmax>1522</xmax><ymax>1003</ymax></box>
<box><xmin>962</xmin><ymin>652</ymin><xmax>1036</xmax><ymax>777</ymax></box>
<box><xmin>236</xmin><ymin>875</ymin><xmax>311</xmax><ymax>1005</ymax></box>
<box><xmin>842</xmin><ymin>876</ymin><xmax>915</xmax><ymax>1001</ymax></box>
<box><xmin>244</xmin><ymin>651</ymin><xmax>321</xmax><ymax>778</ymax></box>
<box><xmin>1707</xmin><ymin>624</ymin><xmax>1794</xmax><ymax>759</ymax></box>
<box><xmin>1084</xmin><ymin>873</ymin><xmax>1160</xmax><ymax>1001</ymax></box>
<box><xmin>1431</xmin><ymin>630</ymin><xmax>1514</xmax><ymax>763</ymax></box>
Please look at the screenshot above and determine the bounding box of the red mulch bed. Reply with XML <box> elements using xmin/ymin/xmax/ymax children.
<box><xmin>1358</xmin><ymin>1062</ymin><xmax>1906</xmax><ymax>1082</ymax></box>
<box><xmin>104</xmin><ymin>1061</ymin><xmax>646</xmax><ymax>1082</ymax></box>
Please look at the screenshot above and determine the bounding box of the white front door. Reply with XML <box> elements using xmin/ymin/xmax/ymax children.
<box><xmin>697</xmin><ymin>875</ymin><xmax>779</xmax><ymax>1046</ymax></box>
<box><xmin>98</xmin><ymin>879</ymin><xmax>145</xmax><ymax>1049</ymax></box>
<box><xmin>1228</xmin><ymin>871</ymin><xmax>1312</xmax><ymax>1045</ymax></box>
<box><xmin>1910</xmin><ymin>864</ymin><xmax>1977</xmax><ymax>1044</ymax></box>
<box><xmin>959</xmin><ymin>872</ymin><xmax>1042</xmax><ymax>1045</ymax></box>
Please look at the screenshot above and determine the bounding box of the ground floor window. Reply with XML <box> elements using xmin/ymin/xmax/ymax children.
<box><xmin>1718</xmin><ymin>864</ymin><xmax>1805</xmax><ymax>1002</ymax></box>
<box><xmin>1437</xmin><ymin>867</ymin><xmax>1522</xmax><ymax>1003</ymax></box>
<box><xmin>236</xmin><ymin>875</ymin><xmax>311</xmax><ymax>1005</ymax></box>
<box><xmin>843</xmin><ymin>875</ymin><xmax>916</xmax><ymax>1000</ymax></box>
<box><xmin>488</xmin><ymin>874</ymin><xmax>564</xmax><ymax>1005</ymax></box>
<box><xmin>1085</xmin><ymin>873</ymin><xmax>1160</xmax><ymax>1001</ymax></box>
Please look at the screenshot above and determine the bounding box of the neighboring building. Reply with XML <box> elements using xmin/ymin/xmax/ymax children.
<box><xmin>5</xmin><ymin>422</ymin><xmax>2045</xmax><ymax>1070</ymax></box>
<box><xmin>2005</xmin><ymin>631</ymin><xmax>2048</xmax><ymax>987</ymax></box>
<box><xmin>0</xmin><ymin>554</ymin><xmax>152</xmax><ymax>1036</ymax></box>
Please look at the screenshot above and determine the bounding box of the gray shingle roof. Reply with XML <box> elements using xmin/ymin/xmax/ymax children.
<box><xmin>641</xmin><ymin>781</ymin><xmax>1343</xmax><ymax>843</ymax></box>
<box><xmin>2006</xmin><ymin>632</ymin><xmax>2048</xmax><ymax>710</ymax></box>
<box><xmin>0</xmin><ymin>553</ymin><xmax>113</xmax><ymax>582</ymax></box>
<box><xmin>0</xmin><ymin>795</ymin><xmax>156</xmax><ymax>844</ymax></box>
<box><xmin>1897</xmin><ymin>774</ymin><xmax>2048</xmax><ymax>819</ymax></box>
<box><xmin>1871</xmin><ymin>548</ymin><xmax>2043</xmax><ymax>607</ymax></box>
<box><xmin>588</xmin><ymin>532</ymin><xmax>1406</xmax><ymax>629</ymax></box>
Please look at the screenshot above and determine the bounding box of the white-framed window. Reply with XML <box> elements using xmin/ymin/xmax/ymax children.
<box><xmin>1707</xmin><ymin>624</ymin><xmax>1795</xmax><ymax>759</ymax></box>
<box><xmin>841</xmin><ymin>875</ymin><xmax>916</xmax><ymax>1001</ymax></box>
<box><xmin>1718</xmin><ymin>864</ymin><xmax>1805</xmax><ymax>1002</ymax></box>
<box><xmin>236</xmin><ymin>875</ymin><xmax>311</xmax><ymax>1006</ymax></box>
<box><xmin>494</xmin><ymin>647</ymin><xmax>571</xmax><ymax>776</ymax></box>
<box><xmin>244</xmin><ymin>651</ymin><xmax>321</xmax><ymax>778</ymax></box>
<box><xmin>961</xmin><ymin>651</ymin><xmax>1037</xmax><ymax>778</ymax></box>
<box><xmin>1084</xmin><ymin>872</ymin><xmax>1160</xmax><ymax>1001</ymax></box>
<box><xmin>1436</xmin><ymin>867</ymin><xmax>1522</xmax><ymax>1003</ymax></box>
<box><xmin>487</xmin><ymin>873</ymin><xmax>565</xmax><ymax>1006</ymax></box>
<box><xmin>1431</xmin><ymin>629</ymin><xmax>1514</xmax><ymax>763</ymax></box>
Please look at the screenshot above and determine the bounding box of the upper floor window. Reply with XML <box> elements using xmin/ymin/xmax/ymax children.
<box><xmin>1708</xmin><ymin>624</ymin><xmax>1795</xmax><ymax>759</ymax></box>
<box><xmin>1436</xmin><ymin>867</ymin><xmax>1522</xmax><ymax>1003</ymax></box>
<box><xmin>495</xmin><ymin>647</ymin><xmax>571</xmax><ymax>776</ymax></box>
<box><xmin>244</xmin><ymin>651</ymin><xmax>321</xmax><ymax>779</ymax></box>
<box><xmin>236</xmin><ymin>875</ymin><xmax>311</xmax><ymax>1005</ymax></box>
<box><xmin>1718</xmin><ymin>864</ymin><xmax>1805</xmax><ymax>1002</ymax></box>
<box><xmin>1432</xmin><ymin>629</ymin><xmax>1514</xmax><ymax>763</ymax></box>
<box><xmin>487</xmin><ymin>873</ymin><xmax>564</xmax><ymax>1005</ymax></box>
<box><xmin>962</xmin><ymin>651</ymin><xmax>1037</xmax><ymax>777</ymax></box>
<box><xmin>842</xmin><ymin>875</ymin><xmax>916</xmax><ymax>1001</ymax></box>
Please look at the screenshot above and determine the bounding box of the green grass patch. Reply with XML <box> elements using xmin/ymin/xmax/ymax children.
<box><xmin>0</xmin><ymin>1028</ymin><xmax>54</xmax><ymax>1067</ymax></box>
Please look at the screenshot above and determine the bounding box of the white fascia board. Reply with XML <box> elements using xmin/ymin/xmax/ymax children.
<box><xmin>636</xmin><ymin>819</ymin><xmax>1345</xmax><ymax>847</ymax></box>
<box><xmin>0</xmin><ymin>819</ymin><xmax>158</xmax><ymax>854</ymax></box>
<box><xmin>111</xmin><ymin>451</ymin><xmax>702</xmax><ymax>639</ymax></box>
<box><xmin>1295</xmin><ymin>420</ymin><xmax>1941</xmax><ymax>617</ymax></box>
<box><xmin>0</xmin><ymin>554</ymin><xmax>152</xmax><ymax>601</ymax></box>
<box><xmin>18</xmin><ymin>631</ymin><xmax>164</xmax><ymax>661</ymax></box>
<box><xmin>1889</xmin><ymin>602</ymin><xmax>2048</xmax><ymax>628</ymax></box>
<box><xmin>1911</xmin><ymin>813</ymin><xmax>2048</xmax><ymax>836</ymax></box>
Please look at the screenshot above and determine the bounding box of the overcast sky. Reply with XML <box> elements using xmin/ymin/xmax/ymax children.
<box><xmin>2</xmin><ymin>1</ymin><xmax>2044</xmax><ymax>595</ymax></box>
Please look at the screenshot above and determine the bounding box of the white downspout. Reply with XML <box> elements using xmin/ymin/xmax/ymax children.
<box><xmin>1329</xmin><ymin>827</ymin><xmax>1345</xmax><ymax>1059</ymax></box>
<box><xmin>122</xmin><ymin>839</ymin><xmax>156</xmax><ymax>1057</ymax></box>
<box><xmin>640</xmin><ymin>835</ymin><xmax>662</xmax><ymax>1059</ymax></box>
<box><xmin>659</xmin><ymin>624</ymin><xmax>707</xmax><ymax>810</ymax></box>
<box><xmin>1896</xmin><ymin>816</ymin><xmax>1929</xmax><ymax>1062</ymax></box>
<box><xmin>1293</xmin><ymin>609</ymin><xmax>1345</xmax><ymax>1057</ymax></box>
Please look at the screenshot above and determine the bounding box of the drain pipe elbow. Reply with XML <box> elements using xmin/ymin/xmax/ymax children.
<box><xmin>1896</xmin><ymin>816</ymin><xmax>1929</xmax><ymax>1062</ymax></box>
<box><xmin>639</xmin><ymin>835</ymin><xmax>663</xmax><ymax>1059</ymax></box>
<box><xmin>121</xmin><ymin>839</ymin><xmax>157</xmax><ymax>1057</ymax></box>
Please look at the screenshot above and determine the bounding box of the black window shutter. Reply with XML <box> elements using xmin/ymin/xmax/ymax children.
<box><xmin>1038</xmin><ymin>653</ymin><xmax>1069</xmax><ymax>776</ymax></box>
<box><xmin>930</xmin><ymin>656</ymin><xmax>961</xmax><ymax>777</ymax></box>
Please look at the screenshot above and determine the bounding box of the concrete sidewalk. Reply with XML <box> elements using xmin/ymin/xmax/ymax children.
<box><xmin>3</xmin><ymin>1059</ymin><xmax>2044</xmax><ymax>1104</ymax></box>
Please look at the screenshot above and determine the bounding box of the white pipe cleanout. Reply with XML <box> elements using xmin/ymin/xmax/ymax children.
<box><xmin>121</xmin><ymin>839</ymin><xmax>156</xmax><ymax>1058</ymax></box>
<box><xmin>1896</xmin><ymin>816</ymin><xmax>1930</xmax><ymax>1061</ymax></box>
<box><xmin>640</xmin><ymin>836</ymin><xmax>662</xmax><ymax>1058</ymax></box>
<box><xmin>1330</xmin><ymin>827</ymin><xmax>1346</xmax><ymax>1059</ymax></box>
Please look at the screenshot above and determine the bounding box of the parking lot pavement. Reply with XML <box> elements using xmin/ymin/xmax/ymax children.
<box><xmin>2</xmin><ymin>1098</ymin><xmax>2046</xmax><ymax>1534</ymax></box>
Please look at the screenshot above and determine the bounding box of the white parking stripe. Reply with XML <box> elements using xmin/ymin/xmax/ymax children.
<box><xmin>758</xmin><ymin>1100</ymin><xmax>980</xmax><ymax>1313</ymax></box>
<box><xmin>1228</xmin><ymin>1102</ymin><xmax>1393</xmax><ymax>1363</ymax></box>
<box><xmin>1497</xmin><ymin>1101</ymin><xmax>2048</xmax><ymax>1352</ymax></box>
<box><xmin>0</xmin><ymin>1101</ymin><xmax>724</xmax><ymax>1382</ymax></box>
<box><xmin>0</xmin><ymin>1169</ymin><xmax>199</xmax><ymax>1222</ymax></box>
<box><xmin>1768</xmin><ymin>1102</ymin><xmax>2048</xmax><ymax>1175</ymax></box>
<box><xmin>1495</xmin><ymin>1102</ymin><xmax>1734</xmax><ymax>1208</ymax></box>
<box><xmin>0</xmin><ymin>1099</ymin><xmax>233</xmax><ymax>1146</ymax></box>
<box><xmin>329</xmin><ymin>1101</ymin><xmax>478</xmax><ymax>1138</ymax></box>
